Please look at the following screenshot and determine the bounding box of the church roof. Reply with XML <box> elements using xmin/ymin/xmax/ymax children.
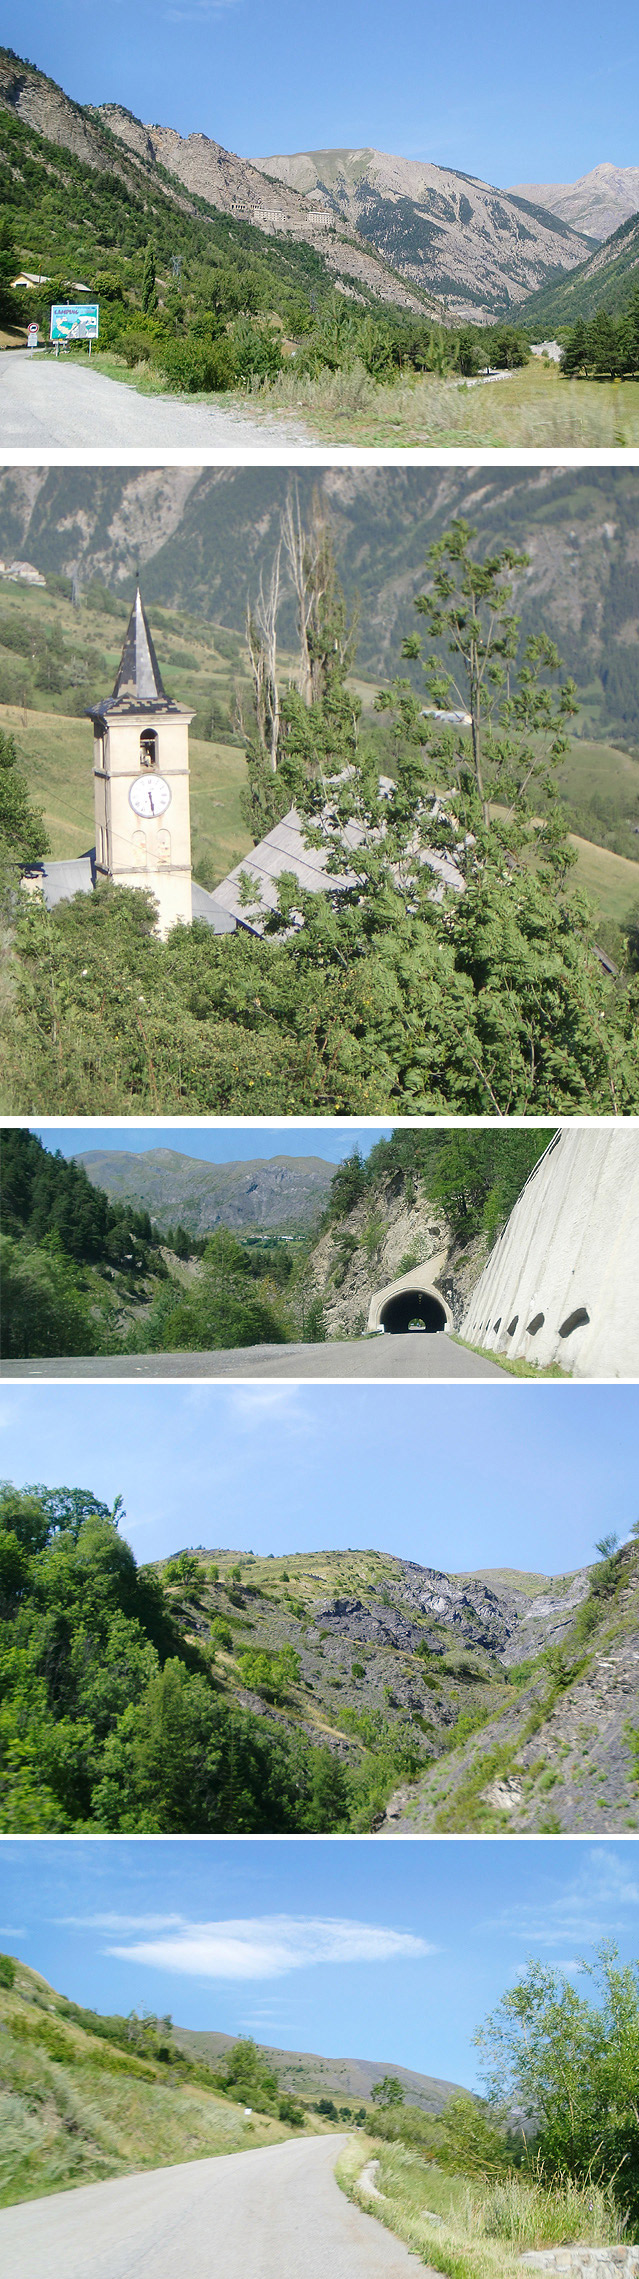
<box><xmin>87</xmin><ymin>583</ymin><xmax>189</xmax><ymax>719</ymax></box>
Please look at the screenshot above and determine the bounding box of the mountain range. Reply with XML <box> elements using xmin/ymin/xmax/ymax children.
<box><xmin>250</xmin><ymin>146</ymin><xmax>589</xmax><ymax>318</ymax></box>
<box><xmin>1</xmin><ymin>465</ymin><xmax>637</xmax><ymax>740</ymax></box>
<box><xmin>170</xmin><ymin>2023</ymin><xmax>460</xmax><ymax>2109</ymax></box>
<box><xmin>3</xmin><ymin>51</ymin><xmax>636</xmax><ymax>324</ymax></box>
<box><xmin>74</xmin><ymin>1148</ymin><xmax>335</xmax><ymax>1236</ymax></box>
<box><xmin>509</xmin><ymin>161</ymin><xmax>639</xmax><ymax>242</ymax></box>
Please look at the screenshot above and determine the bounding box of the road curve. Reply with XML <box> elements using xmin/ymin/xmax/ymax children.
<box><xmin>1</xmin><ymin>1333</ymin><xmax>505</xmax><ymax>1381</ymax></box>
<box><xmin>0</xmin><ymin>2134</ymin><xmax>421</xmax><ymax>2279</ymax></box>
<box><xmin>0</xmin><ymin>351</ymin><xmax>309</xmax><ymax>447</ymax></box>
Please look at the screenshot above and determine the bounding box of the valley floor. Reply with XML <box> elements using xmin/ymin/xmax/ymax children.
<box><xmin>6</xmin><ymin>347</ymin><xmax>639</xmax><ymax>450</ymax></box>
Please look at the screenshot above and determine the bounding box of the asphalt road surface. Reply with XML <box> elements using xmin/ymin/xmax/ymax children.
<box><xmin>0</xmin><ymin>2135</ymin><xmax>422</xmax><ymax>2279</ymax></box>
<box><xmin>2</xmin><ymin>1334</ymin><xmax>504</xmax><ymax>1380</ymax></box>
<box><xmin>0</xmin><ymin>351</ymin><xmax>309</xmax><ymax>446</ymax></box>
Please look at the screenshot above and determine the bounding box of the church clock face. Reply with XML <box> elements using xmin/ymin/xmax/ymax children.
<box><xmin>129</xmin><ymin>776</ymin><xmax>172</xmax><ymax>819</ymax></box>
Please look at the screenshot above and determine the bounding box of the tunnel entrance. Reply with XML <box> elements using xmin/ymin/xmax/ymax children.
<box><xmin>380</xmin><ymin>1290</ymin><xmax>447</xmax><ymax>1335</ymax></box>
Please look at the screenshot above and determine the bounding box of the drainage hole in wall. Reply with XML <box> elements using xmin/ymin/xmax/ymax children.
<box><xmin>526</xmin><ymin>1313</ymin><xmax>545</xmax><ymax>1335</ymax></box>
<box><xmin>559</xmin><ymin>1306</ymin><xmax>590</xmax><ymax>1339</ymax></box>
<box><xmin>507</xmin><ymin>1317</ymin><xmax>519</xmax><ymax>1336</ymax></box>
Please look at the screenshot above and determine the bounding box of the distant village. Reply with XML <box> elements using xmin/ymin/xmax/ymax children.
<box><xmin>0</xmin><ymin>558</ymin><xmax>46</xmax><ymax>587</ymax></box>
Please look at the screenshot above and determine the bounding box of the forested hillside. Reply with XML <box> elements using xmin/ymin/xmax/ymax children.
<box><xmin>1</xmin><ymin>466</ymin><xmax>637</xmax><ymax>746</ymax></box>
<box><xmin>2</xmin><ymin>1478</ymin><xmax>635</xmax><ymax>1834</ymax></box>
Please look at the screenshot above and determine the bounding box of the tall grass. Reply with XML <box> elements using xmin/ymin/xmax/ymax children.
<box><xmin>337</xmin><ymin>2138</ymin><xmax>627</xmax><ymax>2279</ymax></box>
<box><xmin>0</xmin><ymin>1997</ymin><xmax>295</xmax><ymax>2208</ymax></box>
<box><xmin>256</xmin><ymin>360</ymin><xmax>639</xmax><ymax>447</ymax></box>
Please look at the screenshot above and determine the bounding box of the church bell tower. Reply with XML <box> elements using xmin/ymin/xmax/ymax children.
<box><xmin>88</xmin><ymin>583</ymin><xmax>194</xmax><ymax>938</ymax></box>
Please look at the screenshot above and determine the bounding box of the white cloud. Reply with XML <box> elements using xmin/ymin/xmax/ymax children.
<box><xmin>223</xmin><ymin>1385</ymin><xmax>313</xmax><ymax>1431</ymax></box>
<box><xmin>103</xmin><ymin>1912</ymin><xmax>435</xmax><ymax>1981</ymax></box>
<box><xmin>483</xmin><ymin>1849</ymin><xmax>639</xmax><ymax>1950</ymax></box>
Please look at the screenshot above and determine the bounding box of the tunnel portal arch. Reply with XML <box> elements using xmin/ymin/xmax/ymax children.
<box><xmin>380</xmin><ymin>1290</ymin><xmax>448</xmax><ymax>1335</ymax></box>
<box><xmin>367</xmin><ymin>1267</ymin><xmax>453</xmax><ymax>1337</ymax></box>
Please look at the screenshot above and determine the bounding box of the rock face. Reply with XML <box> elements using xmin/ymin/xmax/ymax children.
<box><xmin>378</xmin><ymin>1541</ymin><xmax>639</xmax><ymax>1836</ymax></box>
<box><xmin>303</xmin><ymin>1174</ymin><xmax>487</xmax><ymax>1338</ymax></box>
<box><xmin>94</xmin><ymin>107</ymin><xmax>431</xmax><ymax>313</ymax></box>
<box><xmin>74</xmin><ymin>1146</ymin><xmax>335</xmax><ymax>1236</ymax></box>
<box><xmin>462</xmin><ymin>1128</ymin><xmax>639</xmax><ymax>1378</ymax></box>
<box><xmin>164</xmin><ymin>1539</ymin><xmax>639</xmax><ymax>1832</ymax></box>
<box><xmin>510</xmin><ymin>163</ymin><xmax>639</xmax><ymax>243</ymax></box>
<box><xmin>251</xmin><ymin>147</ymin><xmax>590</xmax><ymax>319</ymax></box>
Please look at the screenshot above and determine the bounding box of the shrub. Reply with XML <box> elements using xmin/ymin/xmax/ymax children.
<box><xmin>0</xmin><ymin>1952</ymin><xmax>15</xmax><ymax>1987</ymax></box>
<box><xmin>158</xmin><ymin>337</ymin><xmax>236</xmax><ymax>393</ymax></box>
<box><xmin>211</xmin><ymin>1618</ymin><xmax>233</xmax><ymax>1651</ymax></box>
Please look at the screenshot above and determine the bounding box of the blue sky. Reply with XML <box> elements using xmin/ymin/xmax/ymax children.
<box><xmin>5</xmin><ymin>0</ymin><xmax>638</xmax><ymax>187</ymax></box>
<box><xmin>31</xmin><ymin>1124</ymin><xmax>392</xmax><ymax>1168</ymax></box>
<box><xmin>1</xmin><ymin>1381</ymin><xmax>636</xmax><ymax>1573</ymax></box>
<box><xmin>1</xmin><ymin>1838</ymin><xmax>638</xmax><ymax>2087</ymax></box>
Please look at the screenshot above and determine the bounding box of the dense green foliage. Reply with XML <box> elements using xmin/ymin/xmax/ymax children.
<box><xmin>0</xmin><ymin>723</ymin><xmax>48</xmax><ymax>882</ymax></box>
<box><xmin>130</xmin><ymin>1228</ymin><xmax>290</xmax><ymax>1354</ymax></box>
<box><xmin>0</xmin><ymin>1129</ymin><xmax>165</xmax><ymax>1359</ymax></box>
<box><xmin>0</xmin><ymin>1135</ymin><xmax>296</xmax><ymax>1358</ymax></box>
<box><xmin>215</xmin><ymin>2038</ymin><xmax>303</xmax><ymax>2124</ymax></box>
<box><xmin>324</xmin><ymin>1131</ymin><xmax>552</xmax><ymax>1244</ymax></box>
<box><xmin>476</xmin><ymin>1946</ymin><xmax>639</xmax><ymax>2226</ymax></box>
<box><xmin>0</xmin><ymin>1483</ymin><xmax>435</xmax><ymax>1834</ymax></box>
<box><xmin>1</xmin><ymin>1128</ymin><xmax>160</xmax><ymax>1264</ymax></box>
<box><xmin>562</xmin><ymin>292</ymin><xmax>639</xmax><ymax>379</ymax></box>
<box><xmin>0</xmin><ymin>1482</ymin><xmax>361</xmax><ymax>1832</ymax></box>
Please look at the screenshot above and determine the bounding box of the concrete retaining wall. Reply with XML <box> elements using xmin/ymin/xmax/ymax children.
<box><xmin>460</xmin><ymin>1130</ymin><xmax>639</xmax><ymax>1378</ymax></box>
<box><xmin>519</xmin><ymin>2252</ymin><xmax>639</xmax><ymax>2274</ymax></box>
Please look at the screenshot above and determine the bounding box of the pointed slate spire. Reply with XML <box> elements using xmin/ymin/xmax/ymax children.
<box><xmin>111</xmin><ymin>581</ymin><xmax>167</xmax><ymax>706</ymax></box>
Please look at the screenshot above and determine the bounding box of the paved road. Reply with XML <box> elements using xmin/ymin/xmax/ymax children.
<box><xmin>2</xmin><ymin>1333</ymin><xmax>504</xmax><ymax>1380</ymax></box>
<box><xmin>0</xmin><ymin>2135</ymin><xmax>421</xmax><ymax>2279</ymax></box>
<box><xmin>0</xmin><ymin>351</ymin><xmax>309</xmax><ymax>447</ymax></box>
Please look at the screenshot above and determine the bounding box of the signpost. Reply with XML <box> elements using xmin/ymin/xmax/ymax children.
<box><xmin>26</xmin><ymin>323</ymin><xmax>39</xmax><ymax>355</ymax></box>
<box><xmin>49</xmin><ymin>304</ymin><xmax>99</xmax><ymax>355</ymax></box>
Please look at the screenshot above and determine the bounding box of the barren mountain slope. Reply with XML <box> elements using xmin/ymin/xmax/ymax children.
<box><xmin>0</xmin><ymin>50</ymin><xmax>192</xmax><ymax>211</ymax></box>
<box><xmin>96</xmin><ymin>106</ymin><xmax>434</xmax><ymax>312</ymax></box>
<box><xmin>378</xmin><ymin>1542</ymin><xmax>639</xmax><ymax>1836</ymax></box>
<box><xmin>510</xmin><ymin>163</ymin><xmax>639</xmax><ymax>243</ymax></box>
<box><xmin>156</xmin><ymin>1542</ymin><xmax>613</xmax><ymax>1816</ymax></box>
<box><xmin>0</xmin><ymin>52</ymin><xmax>429</xmax><ymax>318</ymax></box>
<box><xmin>252</xmin><ymin>147</ymin><xmax>590</xmax><ymax>317</ymax></box>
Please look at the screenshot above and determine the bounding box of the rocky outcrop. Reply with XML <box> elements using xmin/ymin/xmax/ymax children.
<box><xmin>304</xmin><ymin>1173</ymin><xmax>488</xmax><ymax>1339</ymax></box>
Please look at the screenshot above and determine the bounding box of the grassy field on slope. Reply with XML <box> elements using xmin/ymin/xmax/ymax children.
<box><xmin>0</xmin><ymin>1960</ymin><xmax>304</xmax><ymax>2209</ymax></box>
